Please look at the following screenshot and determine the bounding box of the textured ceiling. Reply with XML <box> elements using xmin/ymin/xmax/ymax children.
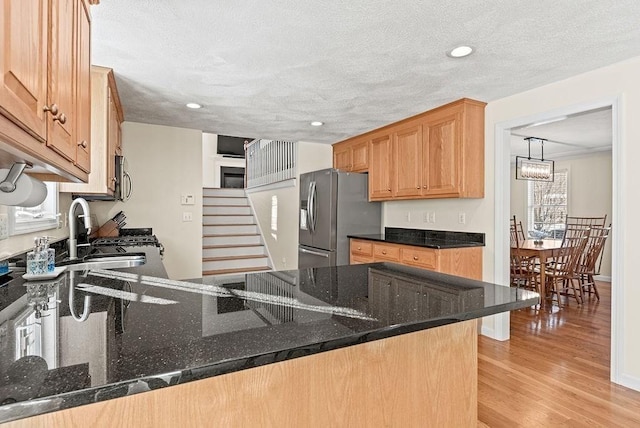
<box><xmin>511</xmin><ymin>108</ymin><xmax>612</xmax><ymax>159</ymax></box>
<box><xmin>91</xmin><ymin>1</ymin><xmax>640</xmax><ymax>144</ymax></box>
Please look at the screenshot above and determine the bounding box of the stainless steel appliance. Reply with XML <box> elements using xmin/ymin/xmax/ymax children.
<box><xmin>298</xmin><ymin>168</ymin><xmax>381</xmax><ymax>268</ymax></box>
<box><xmin>115</xmin><ymin>155</ymin><xmax>132</xmax><ymax>202</ymax></box>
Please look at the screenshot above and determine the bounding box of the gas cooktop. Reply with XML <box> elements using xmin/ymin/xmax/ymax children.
<box><xmin>91</xmin><ymin>228</ymin><xmax>164</xmax><ymax>255</ymax></box>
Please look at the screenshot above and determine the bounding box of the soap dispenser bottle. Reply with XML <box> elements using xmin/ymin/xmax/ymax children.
<box><xmin>42</xmin><ymin>237</ymin><xmax>55</xmax><ymax>272</ymax></box>
<box><xmin>27</xmin><ymin>237</ymin><xmax>48</xmax><ymax>275</ymax></box>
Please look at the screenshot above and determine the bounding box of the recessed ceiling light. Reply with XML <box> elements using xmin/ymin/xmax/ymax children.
<box><xmin>310</xmin><ymin>121</ymin><xmax>324</xmax><ymax>127</ymax></box>
<box><xmin>186</xmin><ymin>103</ymin><xmax>202</xmax><ymax>109</ymax></box>
<box><xmin>447</xmin><ymin>45</ymin><xmax>474</xmax><ymax>58</ymax></box>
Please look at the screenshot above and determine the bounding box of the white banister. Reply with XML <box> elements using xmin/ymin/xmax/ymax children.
<box><xmin>246</xmin><ymin>140</ymin><xmax>297</xmax><ymax>189</ymax></box>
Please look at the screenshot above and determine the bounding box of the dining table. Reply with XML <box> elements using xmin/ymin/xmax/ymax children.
<box><xmin>511</xmin><ymin>238</ymin><xmax>563</xmax><ymax>309</ymax></box>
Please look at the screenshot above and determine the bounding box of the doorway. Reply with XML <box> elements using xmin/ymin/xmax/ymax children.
<box><xmin>493</xmin><ymin>96</ymin><xmax>623</xmax><ymax>384</ymax></box>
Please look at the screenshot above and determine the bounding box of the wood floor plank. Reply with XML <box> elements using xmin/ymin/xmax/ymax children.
<box><xmin>478</xmin><ymin>282</ymin><xmax>640</xmax><ymax>427</ymax></box>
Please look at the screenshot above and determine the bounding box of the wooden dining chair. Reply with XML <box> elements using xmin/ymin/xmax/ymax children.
<box><xmin>509</xmin><ymin>216</ymin><xmax>526</xmax><ymax>241</ymax></box>
<box><xmin>510</xmin><ymin>216</ymin><xmax>538</xmax><ymax>291</ymax></box>
<box><xmin>565</xmin><ymin>215</ymin><xmax>607</xmax><ymax>230</ymax></box>
<box><xmin>576</xmin><ymin>226</ymin><xmax>611</xmax><ymax>301</ymax></box>
<box><xmin>543</xmin><ymin>232</ymin><xmax>588</xmax><ymax>305</ymax></box>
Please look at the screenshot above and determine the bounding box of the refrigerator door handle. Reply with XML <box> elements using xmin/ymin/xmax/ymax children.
<box><xmin>299</xmin><ymin>247</ymin><xmax>330</xmax><ymax>258</ymax></box>
<box><xmin>310</xmin><ymin>180</ymin><xmax>318</xmax><ymax>233</ymax></box>
<box><xmin>307</xmin><ymin>180</ymin><xmax>314</xmax><ymax>233</ymax></box>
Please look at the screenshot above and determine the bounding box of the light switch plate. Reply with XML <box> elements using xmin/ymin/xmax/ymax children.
<box><xmin>182</xmin><ymin>212</ymin><xmax>193</xmax><ymax>222</ymax></box>
<box><xmin>0</xmin><ymin>214</ymin><xmax>8</xmax><ymax>240</ymax></box>
<box><xmin>181</xmin><ymin>194</ymin><xmax>195</xmax><ymax>205</ymax></box>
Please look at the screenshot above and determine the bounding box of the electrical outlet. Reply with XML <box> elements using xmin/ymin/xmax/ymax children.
<box><xmin>182</xmin><ymin>212</ymin><xmax>193</xmax><ymax>222</ymax></box>
<box><xmin>0</xmin><ymin>214</ymin><xmax>8</xmax><ymax>240</ymax></box>
<box><xmin>429</xmin><ymin>212</ymin><xmax>436</xmax><ymax>223</ymax></box>
<box><xmin>458</xmin><ymin>212</ymin><xmax>466</xmax><ymax>224</ymax></box>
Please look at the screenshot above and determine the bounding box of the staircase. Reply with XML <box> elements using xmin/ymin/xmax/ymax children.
<box><xmin>202</xmin><ymin>188</ymin><xmax>271</xmax><ymax>276</ymax></box>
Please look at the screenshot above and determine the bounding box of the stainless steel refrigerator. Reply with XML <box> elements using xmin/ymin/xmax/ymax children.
<box><xmin>298</xmin><ymin>168</ymin><xmax>381</xmax><ymax>268</ymax></box>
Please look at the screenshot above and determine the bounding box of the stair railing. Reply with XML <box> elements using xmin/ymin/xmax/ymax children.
<box><xmin>245</xmin><ymin>140</ymin><xmax>297</xmax><ymax>189</ymax></box>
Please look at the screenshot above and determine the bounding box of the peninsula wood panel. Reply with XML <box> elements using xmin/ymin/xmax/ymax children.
<box><xmin>6</xmin><ymin>320</ymin><xmax>478</xmax><ymax>428</ymax></box>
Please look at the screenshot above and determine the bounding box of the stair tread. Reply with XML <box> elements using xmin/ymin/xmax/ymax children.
<box><xmin>202</xmin><ymin>204</ymin><xmax>248</xmax><ymax>207</ymax></box>
<box><xmin>203</xmin><ymin>214</ymin><xmax>252</xmax><ymax>216</ymax></box>
<box><xmin>203</xmin><ymin>266</ymin><xmax>270</xmax><ymax>276</ymax></box>
<box><xmin>203</xmin><ymin>255</ymin><xmax>268</xmax><ymax>262</ymax></box>
<box><xmin>203</xmin><ymin>244</ymin><xmax>264</xmax><ymax>249</ymax></box>
<box><xmin>204</xmin><ymin>224</ymin><xmax>256</xmax><ymax>227</ymax></box>
<box><xmin>203</xmin><ymin>233</ymin><xmax>260</xmax><ymax>237</ymax></box>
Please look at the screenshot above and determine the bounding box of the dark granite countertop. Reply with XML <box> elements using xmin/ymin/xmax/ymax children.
<box><xmin>0</xmin><ymin>247</ymin><xmax>535</xmax><ymax>424</ymax></box>
<box><xmin>349</xmin><ymin>227</ymin><xmax>486</xmax><ymax>249</ymax></box>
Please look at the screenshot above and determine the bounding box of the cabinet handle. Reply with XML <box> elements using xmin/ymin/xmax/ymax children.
<box><xmin>78</xmin><ymin>140</ymin><xmax>88</xmax><ymax>148</ymax></box>
<box><xmin>111</xmin><ymin>177</ymin><xmax>117</xmax><ymax>183</ymax></box>
<box><xmin>382</xmin><ymin>250</ymin><xmax>387</xmax><ymax>255</ymax></box>
<box><xmin>423</xmin><ymin>185</ymin><xmax>427</xmax><ymax>189</ymax></box>
<box><xmin>357</xmin><ymin>247</ymin><xmax>362</xmax><ymax>250</ymax></box>
<box><xmin>53</xmin><ymin>113</ymin><xmax>67</xmax><ymax>124</ymax></box>
<box><xmin>413</xmin><ymin>256</ymin><xmax>419</xmax><ymax>261</ymax></box>
<box><xmin>43</xmin><ymin>104</ymin><xmax>59</xmax><ymax>115</ymax></box>
<box><xmin>387</xmin><ymin>188</ymin><xmax>391</xmax><ymax>192</ymax></box>
<box><xmin>416</xmin><ymin>186</ymin><xmax>420</xmax><ymax>189</ymax></box>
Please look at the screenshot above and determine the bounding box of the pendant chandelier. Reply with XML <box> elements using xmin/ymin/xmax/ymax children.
<box><xmin>515</xmin><ymin>137</ymin><xmax>554</xmax><ymax>181</ymax></box>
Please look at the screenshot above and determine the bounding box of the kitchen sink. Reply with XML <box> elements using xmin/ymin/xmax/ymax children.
<box><xmin>58</xmin><ymin>252</ymin><xmax>146</xmax><ymax>272</ymax></box>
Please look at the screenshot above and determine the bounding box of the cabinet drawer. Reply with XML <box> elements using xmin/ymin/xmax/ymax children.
<box><xmin>401</xmin><ymin>246</ymin><xmax>439</xmax><ymax>270</ymax></box>
<box><xmin>351</xmin><ymin>255</ymin><xmax>374</xmax><ymax>265</ymax></box>
<box><xmin>373</xmin><ymin>243</ymin><xmax>400</xmax><ymax>262</ymax></box>
<box><xmin>351</xmin><ymin>240</ymin><xmax>373</xmax><ymax>257</ymax></box>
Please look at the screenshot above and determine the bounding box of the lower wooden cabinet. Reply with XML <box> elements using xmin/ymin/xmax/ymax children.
<box><xmin>350</xmin><ymin>238</ymin><xmax>482</xmax><ymax>280</ymax></box>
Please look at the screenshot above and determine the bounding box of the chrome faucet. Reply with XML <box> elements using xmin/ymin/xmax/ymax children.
<box><xmin>68</xmin><ymin>197</ymin><xmax>92</xmax><ymax>260</ymax></box>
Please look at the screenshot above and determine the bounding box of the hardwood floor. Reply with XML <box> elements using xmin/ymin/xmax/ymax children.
<box><xmin>478</xmin><ymin>282</ymin><xmax>640</xmax><ymax>427</ymax></box>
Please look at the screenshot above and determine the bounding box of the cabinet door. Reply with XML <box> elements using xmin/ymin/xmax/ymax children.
<box><xmin>393</xmin><ymin>125</ymin><xmax>422</xmax><ymax>197</ymax></box>
<box><xmin>333</xmin><ymin>145</ymin><xmax>352</xmax><ymax>171</ymax></box>
<box><xmin>107</xmin><ymin>89</ymin><xmax>118</xmax><ymax>192</ymax></box>
<box><xmin>0</xmin><ymin>0</ymin><xmax>49</xmax><ymax>140</ymax></box>
<box><xmin>368</xmin><ymin>134</ymin><xmax>393</xmax><ymax>200</ymax></box>
<box><xmin>351</xmin><ymin>140</ymin><xmax>369</xmax><ymax>172</ymax></box>
<box><xmin>74</xmin><ymin>0</ymin><xmax>91</xmax><ymax>172</ymax></box>
<box><xmin>422</xmin><ymin>113</ymin><xmax>460</xmax><ymax>196</ymax></box>
<box><xmin>47</xmin><ymin>0</ymin><xmax>75</xmax><ymax>161</ymax></box>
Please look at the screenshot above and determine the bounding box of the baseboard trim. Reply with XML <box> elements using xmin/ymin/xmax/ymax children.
<box><xmin>615</xmin><ymin>373</ymin><xmax>640</xmax><ymax>392</ymax></box>
<box><xmin>595</xmin><ymin>275</ymin><xmax>611</xmax><ymax>282</ymax></box>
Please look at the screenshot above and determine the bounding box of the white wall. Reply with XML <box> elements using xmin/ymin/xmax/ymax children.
<box><xmin>247</xmin><ymin>142</ymin><xmax>332</xmax><ymax>270</ymax></box>
<box><xmin>90</xmin><ymin>122</ymin><xmax>203</xmax><ymax>280</ymax></box>
<box><xmin>486</xmin><ymin>56</ymin><xmax>640</xmax><ymax>390</ymax></box>
<box><xmin>510</xmin><ymin>152</ymin><xmax>613</xmax><ymax>276</ymax></box>
<box><xmin>202</xmin><ymin>133</ymin><xmax>246</xmax><ymax>188</ymax></box>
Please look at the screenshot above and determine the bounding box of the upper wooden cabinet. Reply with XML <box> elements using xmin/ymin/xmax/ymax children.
<box><xmin>332</xmin><ymin>98</ymin><xmax>486</xmax><ymax>201</ymax></box>
<box><xmin>332</xmin><ymin>137</ymin><xmax>369</xmax><ymax>172</ymax></box>
<box><xmin>0</xmin><ymin>0</ymin><xmax>91</xmax><ymax>183</ymax></box>
<box><xmin>368</xmin><ymin>133</ymin><xmax>393</xmax><ymax>199</ymax></box>
<box><xmin>74</xmin><ymin>0</ymin><xmax>91</xmax><ymax>173</ymax></box>
<box><xmin>60</xmin><ymin>66</ymin><xmax>123</xmax><ymax>196</ymax></box>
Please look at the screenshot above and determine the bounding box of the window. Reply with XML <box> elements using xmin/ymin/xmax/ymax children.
<box><xmin>9</xmin><ymin>182</ymin><xmax>60</xmax><ymax>235</ymax></box>
<box><xmin>527</xmin><ymin>170</ymin><xmax>568</xmax><ymax>239</ymax></box>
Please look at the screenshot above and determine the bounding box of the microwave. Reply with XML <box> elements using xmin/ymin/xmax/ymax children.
<box><xmin>77</xmin><ymin>155</ymin><xmax>132</xmax><ymax>201</ymax></box>
<box><xmin>115</xmin><ymin>155</ymin><xmax>132</xmax><ymax>201</ymax></box>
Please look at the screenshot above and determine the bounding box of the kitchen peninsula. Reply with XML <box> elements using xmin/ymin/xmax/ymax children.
<box><xmin>0</xmin><ymin>248</ymin><xmax>537</xmax><ymax>427</ymax></box>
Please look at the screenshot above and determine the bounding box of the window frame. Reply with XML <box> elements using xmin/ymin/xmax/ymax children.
<box><xmin>8</xmin><ymin>182</ymin><xmax>60</xmax><ymax>236</ymax></box>
<box><xmin>527</xmin><ymin>169</ymin><xmax>569</xmax><ymax>239</ymax></box>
